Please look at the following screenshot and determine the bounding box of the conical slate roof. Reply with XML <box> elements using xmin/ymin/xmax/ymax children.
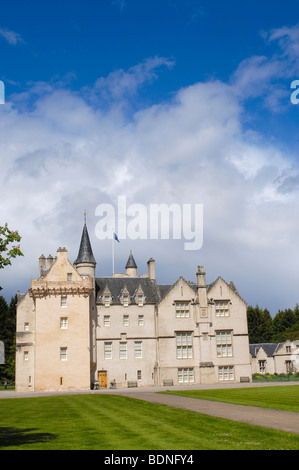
<box><xmin>125</xmin><ymin>251</ymin><xmax>137</xmax><ymax>269</ymax></box>
<box><xmin>74</xmin><ymin>223</ymin><xmax>96</xmax><ymax>265</ymax></box>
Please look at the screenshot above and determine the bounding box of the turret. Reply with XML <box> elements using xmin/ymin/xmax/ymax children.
<box><xmin>125</xmin><ymin>251</ymin><xmax>137</xmax><ymax>277</ymax></box>
<box><xmin>74</xmin><ymin>222</ymin><xmax>96</xmax><ymax>282</ymax></box>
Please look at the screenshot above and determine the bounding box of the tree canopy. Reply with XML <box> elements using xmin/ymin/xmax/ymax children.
<box><xmin>247</xmin><ymin>304</ymin><xmax>299</xmax><ymax>343</ymax></box>
<box><xmin>0</xmin><ymin>294</ymin><xmax>17</xmax><ymax>382</ymax></box>
<box><xmin>0</xmin><ymin>224</ymin><xmax>24</xmax><ymax>290</ymax></box>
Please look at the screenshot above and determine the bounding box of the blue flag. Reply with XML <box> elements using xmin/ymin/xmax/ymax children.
<box><xmin>113</xmin><ymin>232</ymin><xmax>120</xmax><ymax>242</ymax></box>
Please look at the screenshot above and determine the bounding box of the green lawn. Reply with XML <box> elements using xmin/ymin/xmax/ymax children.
<box><xmin>161</xmin><ymin>385</ymin><xmax>299</xmax><ymax>413</ymax></box>
<box><xmin>0</xmin><ymin>393</ymin><xmax>299</xmax><ymax>450</ymax></box>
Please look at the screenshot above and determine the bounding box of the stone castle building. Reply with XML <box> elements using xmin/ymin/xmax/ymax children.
<box><xmin>15</xmin><ymin>222</ymin><xmax>252</xmax><ymax>392</ymax></box>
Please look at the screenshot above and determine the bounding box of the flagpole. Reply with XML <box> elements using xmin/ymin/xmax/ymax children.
<box><xmin>112</xmin><ymin>229</ymin><xmax>115</xmax><ymax>276</ymax></box>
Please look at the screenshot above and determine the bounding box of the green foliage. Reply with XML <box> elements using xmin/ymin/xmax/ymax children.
<box><xmin>252</xmin><ymin>372</ymin><xmax>299</xmax><ymax>382</ymax></box>
<box><xmin>0</xmin><ymin>224</ymin><xmax>24</xmax><ymax>290</ymax></box>
<box><xmin>0</xmin><ymin>224</ymin><xmax>23</xmax><ymax>268</ymax></box>
<box><xmin>247</xmin><ymin>305</ymin><xmax>274</xmax><ymax>343</ymax></box>
<box><xmin>247</xmin><ymin>304</ymin><xmax>299</xmax><ymax>343</ymax></box>
<box><xmin>0</xmin><ymin>295</ymin><xmax>17</xmax><ymax>382</ymax></box>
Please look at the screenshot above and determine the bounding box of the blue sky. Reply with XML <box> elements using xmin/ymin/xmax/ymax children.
<box><xmin>1</xmin><ymin>0</ymin><xmax>299</xmax><ymax>315</ymax></box>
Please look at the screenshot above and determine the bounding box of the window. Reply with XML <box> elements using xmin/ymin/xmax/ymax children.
<box><xmin>24</xmin><ymin>322</ymin><xmax>29</xmax><ymax>331</ymax></box>
<box><xmin>218</xmin><ymin>366</ymin><xmax>234</xmax><ymax>381</ymax></box>
<box><xmin>104</xmin><ymin>342</ymin><xmax>112</xmax><ymax>359</ymax></box>
<box><xmin>104</xmin><ymin>295</ymin><xmax>110</xmax><ymax>307</ymax></box>
<box><xmin>176</xmin><ymin>332</ymin><xmax>192</xmax><ymax>358</ymax></box>
<box><xmin>259</xmin><ymin>360</ymin><xmax>266</xmax><ymax>374</ymax></box>
<box><xmin>286</xmin><ymin>346</ymin><xmax>291</xmax><ymax>353</ymax></box>
<box><xmin>104</xmin><ymin>315</ymin><xmax>110</xmax><ymax>327</ymax></box>
<box><xmin>138</xmin><ymin>315</ymin><xmax>144</xmax><ymax>326</ymax></box>
<box><xmin>24</xmin><ymin>351</ymin><xmax>29</xmax><ymax>361</ymax></box>
<box><xmin>61</xmin><ymin>296</ymin><xmax>67</xmax><ymax>307</ymax></box>
<box><xmin>175</xmin><ymin>302</ymin><xmax>190</xmax><ymax>318</ymax></box>
<box><xmin>119</xmin><ymin>342</ymin><xmax>127</xmax><ymax>359</ymax></box>
<box><xmin>215</xmin><ymin>301</ymin><xmax>229</xmax><ymax>317</ymax></box>
<box><xmin>123</xmin><ymin>295</ymin><xmax>129</xmax><ymax>307</ymax></box>
<box><xmin>216</xmin><ymin>331</ymin><xmax>232</xmax><ymax>357</ymax></box>
<box><xmin>137</xmin><ymin>295</ymin><xmax>144</xmax><ymax>307</ymax></box>
<box><xmin>137</xmin><ymin>370</ymin><xmax>142</xmax><ymax>380</ymax></box>
<box><xmin>178</xmin><ymin>368</ymin><xmax>194</xmax><ymax>383</ymax></box>
<box><xmin>60</xmin><ymin>347</ymin><xmax>67</xmax><ymax>361</ymax></box>
<box><xmin>134</xmin><ymin>341</ymin><xmax>142</xmax><ymax>358</ymax></box>
<box><xmin>286</xmin><ymin>360</ymin><xmax>292</xmax><ymax>373</ymax></box>
<box><xmin>67</xmin><ymin>273</ymin><xmax>72</xmax><ymax>281</ymax></box>
<box><xmin>60</xmin><ymin>317</ymin><xmax>68</xmax><ymax>329</ymax></box>
<box><xmin>123</xmin><ymin>315</ymin><xmax>129</xmax><ymax>326</ymax></box>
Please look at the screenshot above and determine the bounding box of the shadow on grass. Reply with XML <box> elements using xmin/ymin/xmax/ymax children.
<box><xmin>0</xmin><ymin>427</ymin><xmax>56</xmax><ymax>448</ymax></box>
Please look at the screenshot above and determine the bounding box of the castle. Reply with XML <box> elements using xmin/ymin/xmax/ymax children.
<box><xmin>15</xmin><ymin>221</ymin><xmax>252</xmax><ymax>392</ymax></box>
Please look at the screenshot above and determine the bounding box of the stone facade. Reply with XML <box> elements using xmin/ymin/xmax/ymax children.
<box><xmin>16</xmin><ymin>223</ymin><xmax>252</xmax><ymax>392</ymax></box>
<box><xmin>250</xmin><ymin>341</ymin><xmax>297</xmax><ymax>375</ymax></box>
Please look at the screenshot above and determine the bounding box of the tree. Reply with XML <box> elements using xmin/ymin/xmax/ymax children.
<box><xmin>247</xmin><ymin>305</ymin><xmax>273</xmax><ymax>343</ymax></box>
<box><xmin>260</xmin><ymin>308</ymin><xmax>274</xmax><ymax>342</ymax></box>
<box><xmin>0</xmin><ymin>224</ymin><xmax>24</xmax><ymax>290</ymax></box>
<box><xmin>0</xmin><ymin>295</ymin><xmax>17</xmax><ymax>382</ymax></box>
<box><xmin>272</xmin><ymin>308</ymin><xmax>296</xmax><ymax>341</ymax></box>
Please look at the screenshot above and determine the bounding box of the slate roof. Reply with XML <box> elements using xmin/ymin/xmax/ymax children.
<box><xmin>125</xmin><ymin>251</ymin><xmax>137</xmax><ymax>269</ymax></box>
<box><xmin>249</xmin><ymin>343</ymin><xmax>284</xmax><ymax>358</ymax></box>
<box><xmin>74</xmin><ymin>224</ymin><xmax>96</xmax><ymax>265</ymax></box>
<box><xmin>95</xmin><ymin>275</ymin><xmax>201</xmax><ymax>305</ymax></box>
<box><xmin>95</xmin><ymin>276</ymin><xmax>159</xmax><ymax>304</ymax></box>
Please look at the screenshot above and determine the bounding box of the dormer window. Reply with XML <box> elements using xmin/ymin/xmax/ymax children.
<box><xmin>120</xmin><ymin>286</ymin><xmax>130</xmax><ymax>307</ymax></box>
<box><xmin>135</xmin><ymin>285</ymin><xmax>145</xmax><ymax>306</ymax></box>
<box><xmin>102</xmin><ymin>286</ymin><xmax>112</xmax><ymax>307</ymax></box>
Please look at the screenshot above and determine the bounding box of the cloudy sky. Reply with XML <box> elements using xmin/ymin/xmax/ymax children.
<box><xmin>1</xmin><ymin>0</ymin><xmax>299</xmax><ymax>315</ymax></box>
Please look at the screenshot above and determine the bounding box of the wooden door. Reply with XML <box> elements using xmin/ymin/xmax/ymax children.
<box><xmin>98</xmin><ymin>370</ymin><xmax>107</xmax><ymax>389</ymax></box>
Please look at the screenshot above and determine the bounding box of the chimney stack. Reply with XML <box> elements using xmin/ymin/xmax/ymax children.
<box><xmin>39</xmin><ymin>255</ymin><xmax>46</xmax><ymax>277</ymax></box>
<box><xmin>147</xmin><ymin>258</ymin><xmax>156</xmax><ymax>280</ymax></box>
<box><xmin>47</xmin><ymin>254</ymin><xmax>54</xmax><ymax>269</ymax></box>
<box><xmin>196</xmin><ymin>265</ymin><xmax>206</xmax><ymax>287</ymax></box>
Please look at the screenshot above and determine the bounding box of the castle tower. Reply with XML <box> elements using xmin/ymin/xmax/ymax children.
<box><xmin>125</xmin><ymin>251</ymin><xmax>137</xmax><ymax>277</ymax></box>
<box><xmin>74</xmin><ymin>219</ymin><xmax>96</xmax><ymax>282</ymax></box>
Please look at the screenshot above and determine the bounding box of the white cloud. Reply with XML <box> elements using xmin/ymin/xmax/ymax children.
<box><xmin>86</xmin><ymin>56</ymin><xmax>175</xmax><ymax>107</ymax></box>
<box><xmin>1</xmin><ymin>38</ymin><xmax>299</xmax><ymax>315</ymax></box>
<box><xmin>228</xmin><ymin>23</ymin><xmax>299</xmax><ymax>116</ymax></box>
<box><xmin>0</xmin><ymin>27</ymin><xmax>23</xmax><ymax>45</ymax></box>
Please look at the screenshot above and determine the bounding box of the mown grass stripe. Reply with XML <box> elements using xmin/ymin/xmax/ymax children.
<box><xmin>0</xmin><ymin>394</ymin><xmax>299</xmax><ymax>450</ymax></box>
